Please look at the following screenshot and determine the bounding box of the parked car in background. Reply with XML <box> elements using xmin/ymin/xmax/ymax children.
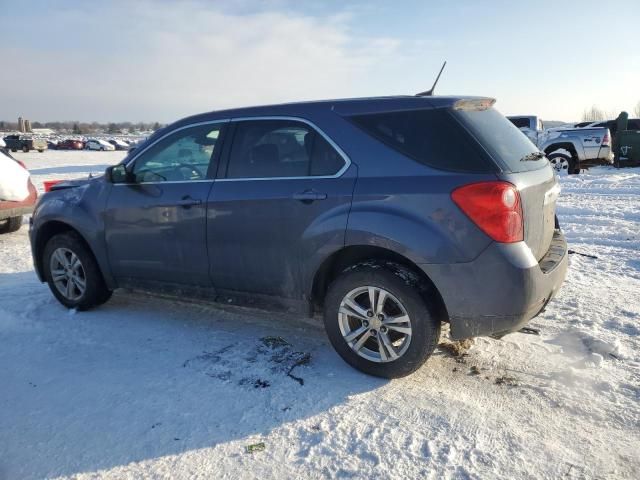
<box><xmin>57</xmin><ymin>139</ymin><xmax>85</xmax><ymax>150</ymax></box>
<box><xmin>47</xmin><ymin>139</ymin><xmax>59</xmax><ymax>150</ymax></box>
<box><xmin>579</xmin><ymin>118</ymin><xmax>640</xmax><ymax>135</ymax></box>
<box><xmin>108</xmin><ymin>139</ymin><xmax>130</xmax><ymax>151</ymax></box>
<box><xmin>3</xmin><ymin>134</ymin><xmax>47</xmax><ymax>153</ymax></box>
<box><xmin>85</xmin><ymin>139</ymin><xmax>116</xmax><ymax>151</ymax></box>
<box><xmin>507</xmin><ymin>115</ymin><xmax>614</xmax><ymax>174</ymax></box>
<box><xmin>0</xmin><ymin>140</ymin><xmax>37</xmax><ymax>234</ymax></box>
<box><xmin>30</xmin><ymin>95</ymin><xmax>568</xmax><ymax>378</ymax></box>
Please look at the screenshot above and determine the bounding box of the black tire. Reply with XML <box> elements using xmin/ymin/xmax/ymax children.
<box><xmin>11</xmin><ymin>148</ymin><xmax>17</xmax><ymax>152</ymax></box>
<box><xmin>22</xmin><ymin>145</ymin><xmax>29</xmax><ymax>153</ymax></box>
<box><xmin>323</xmin><ymin>263</ymin><xmax>441</xmax><ymax>378</ymax></box>
<box><xmin>42</xmin><ymin>232</ymin><xmax>112</xmax><ymax>310</ymax></box>
<box><xmin>38</xmin><ymin>149</ymin><xmax>44</xmax><ymax>153</ymax></box>
<box><xmin>0</xmin><ymin>216</ymin><xmax>22</xmax><ymax>234</ymax></box>
<box><xmin>548</xmin><ymin>152</ymin><xmax>579</xmax><ymax>175</ymax></box>
<box><xmin>569</xmin><ymin>157</ymin><xmax>580</xmax><ymax>174</ymax></box>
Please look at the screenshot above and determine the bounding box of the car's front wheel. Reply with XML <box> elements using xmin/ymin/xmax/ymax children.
<box><xmin>323</xmin><ymin>263</ymin><xmax>440</xmax><ymax>378</ymax></box>
<box><xmin>43</xmin><ymin>232</ymin><xmax>112</xmax><ymax>310</ymax></box>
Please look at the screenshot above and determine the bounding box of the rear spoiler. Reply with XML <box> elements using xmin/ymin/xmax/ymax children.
<box><xmin>453</xmin><ymin>98</ymin><xmax>496</xmax><ymax>111</ymax></box>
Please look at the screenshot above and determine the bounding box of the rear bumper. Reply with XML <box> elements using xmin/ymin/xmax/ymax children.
<box><xmin>421</xmin><ymin>229</ymin><xmax>568</xmax><ymax>340</ymax></box>
<box><xmin>581</xmin><ymin>151</ymin><xmax>614</xmax><ymax>167</ymax></box>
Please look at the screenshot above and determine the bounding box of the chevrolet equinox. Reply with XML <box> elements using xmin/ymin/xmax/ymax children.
<box><xmin>29</xmin><ymin>96</ymin><xmax>568</xmax><ymax>378</ymax></box>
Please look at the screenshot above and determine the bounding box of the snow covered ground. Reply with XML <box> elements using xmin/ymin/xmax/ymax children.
<box><xmin>1</xmin><ymin>151</ymin><xmax>639</xmax><ymax>479</ymax></box>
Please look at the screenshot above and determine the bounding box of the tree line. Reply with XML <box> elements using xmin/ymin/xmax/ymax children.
<box><xmin>581</xmin><ymin>101</ymin><xmax>640</xmax><ymax>122</ymax></box>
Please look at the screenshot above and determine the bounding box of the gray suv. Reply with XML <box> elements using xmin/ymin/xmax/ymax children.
<box><xmin>29</xmin><ymin>96</ymin><xmax>568</xmax><ymax>378</ymax></box>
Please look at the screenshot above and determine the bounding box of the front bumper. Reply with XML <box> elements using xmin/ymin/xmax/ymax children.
<box><xmin>421</xmin><ymin>229</ymin><xmax>568</xmax><ymax>340</ymax></box>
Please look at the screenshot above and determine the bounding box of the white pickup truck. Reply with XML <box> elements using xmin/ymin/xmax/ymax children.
<box><xmin>508</xmin><ymin>116</ymin><xmax>614</xmax><ymax>174</ymax></box>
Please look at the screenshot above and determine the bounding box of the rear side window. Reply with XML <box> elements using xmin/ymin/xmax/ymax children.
<box><xmin>453</xmin><ymin>107</ymin><xmax>546</xmax><ymax>173</ymax></box>
<box><xmin>509</xmin><ymin>117</ymin><xmax>530</xmax><ymax>129</ymax></box>
<box><xmin>226</xmin><ymin>120</ymin><xmax>345</xmax><ymax>178</ymax></box>
<box><xmin>348</xmin><ymin>108</ymin><xmax>493</xmax><ymax>173</ymax></box>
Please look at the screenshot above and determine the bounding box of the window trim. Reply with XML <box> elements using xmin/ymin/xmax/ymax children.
<box><xmin>218</xmin><ymin>116</ymin><xmax>351</xmax><ymax>182</ymax></box>
<box><xmin>121</xmin><ymin>116</ymin><xmax>350</xmax><ymax>184</ymax></box>
<box><xmin>120</xmin><ymin>120</ymin><xmax>230</xmax><ymax>185</ymax></box>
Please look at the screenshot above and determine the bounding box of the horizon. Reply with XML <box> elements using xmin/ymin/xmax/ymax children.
<box><xmin>1</xmin><ymin>0</ymin><xmax>638</xmax><ymax>123</ymax></box>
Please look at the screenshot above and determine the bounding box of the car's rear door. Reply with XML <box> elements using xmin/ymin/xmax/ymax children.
<box><xmin>206</xmin><ymin>118</ymin><xmax>355</xmax><ymax>299</ymax></box>
<box><xmin>104</xmin><ymin>122</ymin><xmax>227</xmax><ymax>286</ymax></box>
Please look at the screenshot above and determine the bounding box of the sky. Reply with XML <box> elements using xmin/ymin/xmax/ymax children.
<box><xmin>0</xmin><ymin>0</ymin><xmax>638</xmax><ymax>123</ymax></box>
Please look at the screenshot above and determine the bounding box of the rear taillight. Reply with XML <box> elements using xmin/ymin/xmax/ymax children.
<box><xmin>602</xmin><ymin>131</ymin><xmax>611</xmax><ymax>146</ymax></box>
<box><xmin>451</xmin><ymin>181</ymin><xmax>523</xmax><ymax>243</ymax></box>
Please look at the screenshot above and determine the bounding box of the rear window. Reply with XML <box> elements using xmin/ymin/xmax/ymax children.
<box><xmin>453</xmin><ymin>107</ymin><xmax>546</xmax><ymax>172</ymax></box>
<box><xmin>348</xmin><ymin>108</ymin><xmax>493</xmax><ymax>173</ymax></box>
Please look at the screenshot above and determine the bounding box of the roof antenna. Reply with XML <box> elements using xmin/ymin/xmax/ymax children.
<box><xmin>416</xmin><ymin>61</ymin><xmax>447</xmax><ymax>97</ymax></box>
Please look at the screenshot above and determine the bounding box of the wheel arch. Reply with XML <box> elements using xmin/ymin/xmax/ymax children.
<box><xmin>34</xmin><ymin>220</ymin><xmax>110</xmax><ymax>287</ymax></box>
<box><xmin>310</xmin><ymin>245</ymin><xmax>448</xmax><ymax>322</ymax></box>
<box><xmin>544</xmin><ymin>142</ymin><xmax>579</xmax><ymax>160</ymax></box>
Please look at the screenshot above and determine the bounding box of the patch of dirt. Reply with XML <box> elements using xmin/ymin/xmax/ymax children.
<box><xmin>495</xmin><ymin>375</ymin><xmax>518</xmax><ymax>386</ymax></box>
<box><xmin>439</xmin><ymin>339</ymin><xmax>475</xmax><ymax>358</ymax></box>
<box><xmin>182</xmin><ymin>336</ymin><xmax>312</xmax><ymax>387</ymax></box>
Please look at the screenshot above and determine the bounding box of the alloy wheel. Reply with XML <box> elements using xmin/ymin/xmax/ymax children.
<box><xmin>549</xmin><ymin>157</ymin><xmax>570</xmax><ymax>176</ymax></box>
<box><xmin>49</xmin><ymin>247</ymin><xmax>86</xmax><ymax>301</ymax></box>
<box><xmin>338</xmin><ymin>286</ymin><xmax>412</xmax><ymax>363</ymax></box>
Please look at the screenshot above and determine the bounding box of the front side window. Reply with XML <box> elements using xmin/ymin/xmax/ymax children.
<box><xmin>132</xmin><ymin>123</ymin><xmax>222</xmax><ymax>182</ymax></box>
<box><xmin>226</xmin><ymin>120</ymin><xmax>345</xmax><ymax>179</ymax></box>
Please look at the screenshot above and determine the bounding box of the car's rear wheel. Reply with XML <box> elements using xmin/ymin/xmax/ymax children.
<box><xmin>548</xmin><ymin>152</ymin><xmax>579</xmax><ymax>175</ymax></box>
<box><xmin>323</xmin><ymin>263</ymin><xmax>440</xmax><ymax>378</ymax></box>
<box><xmin>0</xmin><ymin>216</ymin><xmax>23</xmax><ymax>234</ymax></box>
<box><xmin>43</xmin><ymin>232</ymin><xmax>112</xmax><ymax>310</ymax></box>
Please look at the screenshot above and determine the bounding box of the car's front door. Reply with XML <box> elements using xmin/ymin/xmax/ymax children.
<box><xmin>104</xmin><ymin>122</ymin><xmax>227</xmax><ymax>286</ymax></box>
<box><xmin>206</xmin><ymin>118</ymin><xmax>356</xmax><ymax>299</ymax></box>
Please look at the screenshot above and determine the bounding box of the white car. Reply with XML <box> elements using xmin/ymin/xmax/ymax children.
<box><xmin>85</xmin><ymin>139</ymin><xmax>116</xmax><ymax>151</ymax></box>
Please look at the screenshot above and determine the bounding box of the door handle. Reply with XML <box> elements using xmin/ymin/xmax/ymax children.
<box><xmin>292</xmin><ymin>190</ymin><xmax>327</xmax><ymax>202</ymax></box>
<box><xmin>156</xmin><ymin>196</ymin><xmax>202</xmax><ymax>208</ymax></box>
<box><xmin>144</xmin><ymin>195</ymin><xmax>202</xmax><ymax>208</ymax></box>
<box><xmin>176</xmin><ymin>196</ymin><xmax>202</xmax><ymax>207</ymax></box>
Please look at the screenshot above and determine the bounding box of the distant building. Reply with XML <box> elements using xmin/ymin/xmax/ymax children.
<box><xmin>24</xmin><ymin>119</ymin><xmax>32</xmax><ymax>133</ymax></box>
<box><xmin>18</xmin><ymin>116</ymin><xmax>25</xmax><ymax>133</ymax></box>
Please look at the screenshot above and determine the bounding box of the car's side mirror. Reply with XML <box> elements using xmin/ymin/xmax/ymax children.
<box><xmin>106</xmin><ymin>164</ymin><xmax>132</xmax><ymax>184</ymax></box>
